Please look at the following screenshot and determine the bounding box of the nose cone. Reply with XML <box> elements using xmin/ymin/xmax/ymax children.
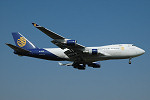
<box><xmin>137</xmin><ymin>48</ymin><xmax>145</xmax><ymax>55</ymax></box>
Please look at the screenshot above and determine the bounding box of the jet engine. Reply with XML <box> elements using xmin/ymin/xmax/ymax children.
<box><xmin>64</xmin><ymin>40</ymin><xmax>77</xmax><ymax>46</ymax></box>
<box><xmin>73</xmin><ymin>64</ymin><xmax>85</xmax><ymax>70</ymax></box>
<box><xmin>85</xmin><ymin>49</ymin><xmax>100</xmax><ymax>55</ymax></box>
<box><xmin>88</xmin><ymin>62</ymin><xmax>100</xmax><ymax>68</ymax></box>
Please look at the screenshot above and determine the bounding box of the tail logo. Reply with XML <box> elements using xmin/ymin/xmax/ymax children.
<box><xmin>17</xmin><ymin>37</ymin><xmax>26</xmax><ymax>47</ymax></box>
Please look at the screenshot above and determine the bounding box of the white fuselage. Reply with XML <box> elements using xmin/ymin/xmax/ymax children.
<box><xmin>44</xmin><ymin>44</ymin><xmax>145</xmax><ymax>63</ymax></box>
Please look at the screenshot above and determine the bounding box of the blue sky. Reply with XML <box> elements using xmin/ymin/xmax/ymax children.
<box><xmin>0</xmin><ymin>0</ymin><xmax>150</xmax><ymax>100</ymax></box>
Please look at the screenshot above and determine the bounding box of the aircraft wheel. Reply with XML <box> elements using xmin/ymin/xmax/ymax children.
<box><xmin>129</xmin><ymin>61</ymin><xmax>131</xmax><ymax>64</ymax></box>
<box><xmin>129</xmin><ymin>58</ymin><xmax>132</xmax><ymax>64</ymax></box>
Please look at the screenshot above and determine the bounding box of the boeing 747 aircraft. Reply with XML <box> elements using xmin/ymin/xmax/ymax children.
<box><xmin>6</xmin><ymin>23</ymin><xmax>145</xmax><ymax>70</ymax></box>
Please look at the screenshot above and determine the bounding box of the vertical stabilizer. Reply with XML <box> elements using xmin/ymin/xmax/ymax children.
<box><xmin>12</xmin><ymin>32</ymin><xmax>37</xmax><ymax>49</ymax></box>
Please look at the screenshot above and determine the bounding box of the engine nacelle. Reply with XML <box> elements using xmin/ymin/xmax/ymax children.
<box><xmin>88</xmin><ymin>49</ymin><xmax>100</xmax><ymax>55</ymax></box>
<box><xmin>64</xmin><ymin>40</ymin><xmax>77</xmax><ymax>46</ymax></box>
<box><xmin>88</xmin><ymin>62</ymin><xmax>100</xmax><ymax>68</ymax></box>
<box><xmin>73</xmin><ymin>64</ymin><xmax>85</xmax><ymax>70</ymax></box>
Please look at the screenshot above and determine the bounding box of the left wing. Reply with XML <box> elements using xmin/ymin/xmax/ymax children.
<box><xmin>32</xmin><ymin>23</ymin><xmax>65</xmax><ymax>40</ymax></box>
<box><xmin>32</xmin><ymin>23</ymin><xmax>85</xmax><ymax>50</ymax></box>
<box><xmin>32</xmin><ymin>23</ymin><xmax>86</xmax><ymax>62</ymax></box>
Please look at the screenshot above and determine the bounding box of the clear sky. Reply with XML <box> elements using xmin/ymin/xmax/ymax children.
<box><xmin>0</xmin><ymin>0</ymin><xmax>150</xmax><ymax>100</ymax></box>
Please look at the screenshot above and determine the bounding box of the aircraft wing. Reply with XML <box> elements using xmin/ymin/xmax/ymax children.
<box><xmin>32</xmin><ymin>23</ymin><xmax>85</xmax><ymax>49</ymax></box>
<box><xmin>32</xmin><ymin>23</ymin><xmax>65</xmax><ymax>40</ymax></box>
<box><xmin>32</xmin><ymin>23</ymin><xmax>86</xmax><ymax>62</ymax></box>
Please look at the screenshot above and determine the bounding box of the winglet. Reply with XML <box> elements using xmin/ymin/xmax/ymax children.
<box><xmin>32</xmin><ymin>23</ymin><xmax>40</xmax><ymax>27</ymax></box>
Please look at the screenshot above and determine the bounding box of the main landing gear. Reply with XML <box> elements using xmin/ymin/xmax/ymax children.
<box><xmin>129</xmin><ymin>58</ymin><xmax>132</xmax><ymax>64</ymax></box>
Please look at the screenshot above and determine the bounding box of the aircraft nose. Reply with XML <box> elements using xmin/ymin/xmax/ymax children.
<box><xmin>137</xmin><ymin>48</ymin><xmax>145</xmax><ymax>55</ymax></box>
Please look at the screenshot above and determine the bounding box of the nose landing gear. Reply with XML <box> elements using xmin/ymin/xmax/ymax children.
<box><xmin>129</xmin><ymin>58</ymin><xmax>132</xmax><ymax>64</ymax></box>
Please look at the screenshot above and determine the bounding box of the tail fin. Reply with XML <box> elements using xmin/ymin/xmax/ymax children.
<box><xmin>12</xmin><ymin>32</ymin><xmax>37</xmax><ymax>50</ymax></box>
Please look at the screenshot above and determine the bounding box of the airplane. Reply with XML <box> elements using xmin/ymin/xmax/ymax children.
<box><xmin>6</xmin><ymin>23</ymin><xmax>145</xmax><ymax>70</ymax></box>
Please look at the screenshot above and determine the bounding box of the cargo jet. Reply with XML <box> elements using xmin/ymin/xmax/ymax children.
<box><xmin>6</xmin><ymin>23</ymin><xmax>145</xmax><ymax>70</ymax></box>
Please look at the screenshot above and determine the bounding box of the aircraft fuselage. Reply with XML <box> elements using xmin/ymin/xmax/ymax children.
<box><xmin>15</xmin><ymin>44</ymin><xmax>145</xmax><ymax>64</ymax></box>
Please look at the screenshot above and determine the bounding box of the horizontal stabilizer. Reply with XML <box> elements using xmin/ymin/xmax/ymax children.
<box><xmin>6</xmin><ymin>43</ymin><xmax>30</xmax><ymax>53</ymax></box>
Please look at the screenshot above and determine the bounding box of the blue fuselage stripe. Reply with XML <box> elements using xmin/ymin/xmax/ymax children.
<box><xmin>15</xmin><ymin>49</ymin><xmax>66</xmax><ymax>61</ymax></box>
